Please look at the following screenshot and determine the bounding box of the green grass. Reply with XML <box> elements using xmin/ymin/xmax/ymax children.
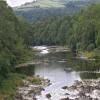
<box><xmin>82</xmin><ymin>51</ymin><xmax>95</xmax><ymax>59</ymax></box>
<box><xmin>93</xmin><ymin>49</ymin><xmax>100</xmax><ymax>59</ymax></box>
<box><xmin>26</xmin><ymin>76</ymin><xmax>43</xmax><ymax>85</ymax></box>
<box><xmin>27</xmin><ymin>0</ymin><xmax>65</xmax><ymax>8</ymax></box>
<box><xmin>80</xmin><ymin>49</ymin><xmax>100</xmax><ymax>59</ymax></box>
<box><xmin>35</xmin><ymin>0</ymin><xmax>65</xmax><ymax>8</ymax></box>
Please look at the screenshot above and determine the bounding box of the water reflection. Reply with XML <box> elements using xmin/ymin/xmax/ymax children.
<box><xmin>75</xmin><ymin>59</ymin><xmax>100</xmax><ymax>72</ymax></box>
<box><xmin>16</xmin><ymin>46</ymin><xmax>100</xmax><ymax>80</ymax></box>
<box><xmin>16</xmin><ymin>65</ymin><xmax>35</xmax><ymax>76</ymax></box>
<box><xmin>80</xmin><ymin>72</ymin><xmax>100</xmax><ymax>79</ymax></box>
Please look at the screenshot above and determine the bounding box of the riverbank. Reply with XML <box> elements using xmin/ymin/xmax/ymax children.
<box><xmin>0</xmin><ymin>73</ymin><xmax>50</xmax><ymax>100</ymax></box>
<box><xmin>78</xmin><ymin>49</ymin><xmax>100</xmax><ymax>60</ymax></box>
<box><xmin>4</xmin><ymin>75</ymin><xmax>100</xmax><ymax>100</ymax></box>
<box><xmin>15</xmin><ymin>76</ymin><xmax>51</xmax><ymax>100</ymax></box>
<box><xmin>15</xmin><ymin>79</ymin><xmax>100</xmax><ymax>100</ymax></box>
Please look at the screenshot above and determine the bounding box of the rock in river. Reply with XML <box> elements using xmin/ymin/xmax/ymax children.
<box><xmin>62</xmin><ymin>86</ymin><xmax>68</xmax><ymax>89</ymax></box>
<box><xmin>46</xmin><ymin>93</ymin><xmax>51</xmax><ymax>98</ymax></box>
<box><xmin>60</xmin><ymin>97</ymin><xmax>70</xmax><ymax>100</ymax></box>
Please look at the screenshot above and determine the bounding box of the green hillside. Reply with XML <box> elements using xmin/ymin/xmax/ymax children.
<box><xmin>14</xmin><ymin>0</ymin><xmax>100</xmax><ymax>22</ymax></box>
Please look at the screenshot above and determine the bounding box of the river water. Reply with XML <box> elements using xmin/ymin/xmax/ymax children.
<box><xmin>16</xmin><ymin>46</ymin><xmax>100</xmax><ymax>100</ymax></box>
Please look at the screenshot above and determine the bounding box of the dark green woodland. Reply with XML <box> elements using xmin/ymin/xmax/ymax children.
<box><xmin>0</xmin><ymin>0</ymin><xmax>100</xmax><ymax>99</ymax></box>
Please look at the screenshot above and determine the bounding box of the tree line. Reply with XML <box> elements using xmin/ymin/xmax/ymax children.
<box><xmin>0</xmin><ymin>1</ymin><xmax>32</xmax><ymax>83</ymax></box>
<box><xmin>31</xmin><ymin>3</ymin><xmax>100</xmax><ymax>53</ymax></box>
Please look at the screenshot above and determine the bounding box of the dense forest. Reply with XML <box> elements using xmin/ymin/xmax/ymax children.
<box><xmin>0</xmin><ymin>0</ymin><xmax>32</xmax><ymax>86</ymax></box>
<box><xmin>32</xmin><ymin>3</ymin><xmax>100</xmax><ymax>55</ymax></box>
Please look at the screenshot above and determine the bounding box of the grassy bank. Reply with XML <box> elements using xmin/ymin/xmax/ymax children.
<box><xmin>79</xmin><ymin>49</ymin><xmax>100</xmax><ymax>60</ymax></box>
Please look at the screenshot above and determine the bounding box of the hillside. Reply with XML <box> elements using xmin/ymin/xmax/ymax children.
<box><xmin>30</xmin><ymin>3</ymin><xmax>100</xmax><ymax>55</ymax></box>
<box><xmin>14</xmin><ymin>0</ymin><xmax>100</xmax><ymax>22</ymax></box>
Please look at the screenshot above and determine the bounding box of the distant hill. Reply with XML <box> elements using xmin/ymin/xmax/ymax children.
<box><xmin>14</xmin><ymin>0</ymin><xmax>100</xmax><ymax>23</ymax></box>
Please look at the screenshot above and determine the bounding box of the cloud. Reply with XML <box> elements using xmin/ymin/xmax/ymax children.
<box><xmin>5</xmin><ymin>0</ymin><xmax>33</xmax><ymax>7</ymax></box>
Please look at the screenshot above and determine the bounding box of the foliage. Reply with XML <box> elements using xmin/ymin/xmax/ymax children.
<box><xmin>31</xmin><ymin>3</ymin><xmax>100</xmax><ymax>53</ymax></box>
<box><xmin>26</xmin><ymin>76</ymin><xmax>43</xmax><ymax>85</ymax></box>
<box><xmin>0</xmin><ymin>73</ymin><xmax>25</xmax><ymax>100</ymax></box>
<box><xmin>0</xmin><ymin>1</ymin><xmax>31</xmax><ymax>82</ymax></box>
<box><xmin>31</xmin><ymin>16</ymin><xmax>73</xmax><ymax>45</ymax></box>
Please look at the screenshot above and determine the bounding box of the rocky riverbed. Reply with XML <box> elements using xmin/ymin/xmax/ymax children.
<box><xmin>61</xmin><ymin>79</ymin><xmax>100</xmax><ymax>100</ymax></box>
<box><xmin>15</xmin><ymin>78</ymin><xmax>100</xmax><ymax>100</ymax></box>
<box><xmin>15</xmin><ymin>76</ymin><xmax>51</xmax><ymax>100</ymax></box>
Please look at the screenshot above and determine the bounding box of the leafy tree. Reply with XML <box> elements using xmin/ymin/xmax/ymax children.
<box><xmin>0</xmin><ymin>1</ymin><xmax>31</xmax><ymax>82</ymax></box>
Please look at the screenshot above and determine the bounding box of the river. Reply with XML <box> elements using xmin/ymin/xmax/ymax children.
<box><xmin>16</xmin><ymin>46</ymin><xmax>100</xmax><ymax>100</ymax></box>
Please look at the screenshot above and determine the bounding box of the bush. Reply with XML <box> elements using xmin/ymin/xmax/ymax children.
<box><xmin>87</xmin><ymin>43</ymin><xmax>95</xmax><ymax>51</ymax></box>
<box><xmin>0</xmin><ymin>73</ymin><xmax>25</xmax><ymax>100</ymax></box>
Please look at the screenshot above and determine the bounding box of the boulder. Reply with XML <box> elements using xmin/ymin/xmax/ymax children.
<box><xmin>62</xmin><ymin>86</ymin><xmax>68</xmax><ymax>89</ymax></box>
<box><xmin>60</xmin><ymin>97</ymin><xmax>70</xmax><ymax>100</ymax></box>
<box><xmin>46</xmin><ymin>93</ymin><xmax>51</xmax><ymax>98</ymax></box>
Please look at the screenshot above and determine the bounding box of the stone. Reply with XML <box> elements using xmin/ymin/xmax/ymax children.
<box><xmin>78</xmin><ymin>91</ymin><xmax>86</xmax><ymax>97</ymax></box>
<box><xmin>65</xmin><ymin>93</ymin><xmax>70</xmax><ymax>95</ymax></box>
<box><xmin>33</xmin><ymin>97</ymin><xmax>37</xmax><ymax>100</ymax></box>
<box><xmin>62</xmin><ymin>86</ymin><xmax>68</xmax><ymax>89</ymax></box>
<box><xmin>75</xmin><ymin>98</ymin><xmax>79</xmax><ymax>100</ymax></box>
<box><xmin>46</xmin><ymin>93</ymin><xmax>51</xmax><ymax>98</ymax></box>
<box><xmin>60</xmin><ymin>97</ymin><xmax>70</xmax><ymax>100</ymax></box>
<box><xmin>94</xmin><ymin>98</ymin><xmax>98</xmax><ymax>100</ymax></box>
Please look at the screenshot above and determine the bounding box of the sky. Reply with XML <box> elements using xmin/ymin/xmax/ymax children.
<box><xmin>5</xmin><ymin>0</ymin><xmax>34</xmax><ymax>7</ymax></box>
<box><xmin>5</xmin><ymin>0</ymin><xmax>77</xmax><ymax>7</ymax></box>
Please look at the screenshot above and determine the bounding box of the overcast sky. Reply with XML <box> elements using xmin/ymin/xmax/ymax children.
<box><xmin>6</xmin><ymin>0</ymin><xmax>34</xmax><ymax>7</ymax></box>
<box><xmin>5</xmin><ymin>0</ymin><xmax>77</xmax><ymax>7</ymax></box>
